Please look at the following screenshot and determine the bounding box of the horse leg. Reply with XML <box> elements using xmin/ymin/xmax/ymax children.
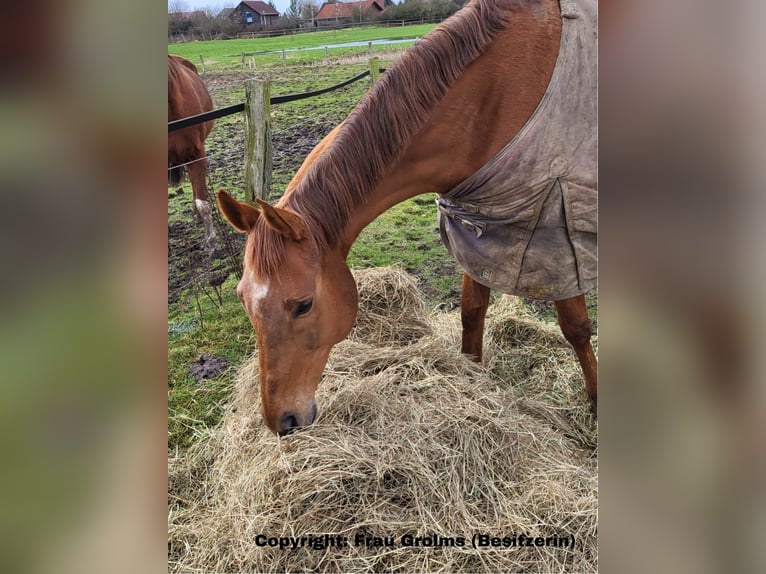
<box><xmin>554</xmin><ymin>295</ymin><xmax>598</xmax><ymax>412</ymax></box>
<box><xmin>460</xmin><ymin>273</ymin><xmax>491</xmax><ymax>362</ymax></box>
<box><xmin>187</xmin><ymin>156</ymin><xmax>216</xmax><ymax>250</ymax></box>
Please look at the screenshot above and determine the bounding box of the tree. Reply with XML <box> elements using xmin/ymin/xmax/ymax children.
<box><xmin>282</xmin><ymin>0</ymin><xmax>303</xmax><ymax>27</ymax></box>
<box><xmin>168</xmin><ymin>5</ymin><xmax>240</xmax><ymax>41</ymax></box>
<box><xmin>168</xmin><ymin>0</ymin><xmax>189</xmax><ymax>16</ymax></box>
<box><xmin>285</xmin><ymin>0</ymin><xmax>302</xmax><ymax>20</ymax></box>
<box><xmin>301</xmin><ymin>0</ymin><xmax>321</xmax><ymax>25</ymax></box>
<box><xmin>168</xmin><ymin>1</ymin><xmax>192</xmax><ymax>39</ymax></box>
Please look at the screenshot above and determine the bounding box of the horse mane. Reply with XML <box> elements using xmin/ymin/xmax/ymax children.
<box><xmin>252</xmin><ymin>0</ymin><xmax>531</xmax><ymax>275</ymax></box>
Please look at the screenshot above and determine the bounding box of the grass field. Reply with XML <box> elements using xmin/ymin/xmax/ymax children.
<box><xmin>168</xmin><ymin>30</ymin><xmax>597</xmax><ymax>452</ymax></box>
<box><xmin>168</xmin><ymin>24</ymin><xmax>436</xmax><ymax>68</ymax></box>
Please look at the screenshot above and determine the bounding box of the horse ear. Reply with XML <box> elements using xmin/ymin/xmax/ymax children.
<box><xmin>216</xmin><ymin>190</ymin><xmax>260</xmax><ymax>233</ymax></box>
<box><xmin>255</xmin><ymin>198</ymin><xmax>307</xmax><ymax>241</ymax></box>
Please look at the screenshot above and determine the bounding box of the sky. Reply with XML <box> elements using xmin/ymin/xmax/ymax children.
<box><xmin>168</xmin><ymin>1</ymin><xmax>295</xmax><ymax>17</ymax></box>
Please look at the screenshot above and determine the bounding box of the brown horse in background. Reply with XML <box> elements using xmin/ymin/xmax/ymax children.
<box><xmin>218</xmin><ymin>0</ymin><xmax>598</xmax><ymax>435</ymax></box>
<box><xmin>168</xmin><ymin>54</ymin><xmax>216</xmax><ymax>249</ymax></box>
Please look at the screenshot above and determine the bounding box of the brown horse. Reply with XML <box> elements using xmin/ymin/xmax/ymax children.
<box><xmin>218</xmin><ymin>0</ymin><xmax>598</xmax><ymax>435</ymax></box>
<box><xmin>168</xmin><ymin>54</ymin><xmax>216</xmax><ymax>249</ymax></box>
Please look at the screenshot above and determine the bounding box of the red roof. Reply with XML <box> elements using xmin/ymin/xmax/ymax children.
<box><xmin>240</xmin><ymin>1</ymin><xmax>279</xmax><ymax>16</ymax></box>
<box><xmin>316</xmin><ymin>0</ymin><xmax>384</xmax><ymax>20</ymax></box>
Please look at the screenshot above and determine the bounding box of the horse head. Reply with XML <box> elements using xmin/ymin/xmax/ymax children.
<box><xmin>217</xmin><ymin>190</ymin><xmax>358</xmax><ymax>435</ymax></box>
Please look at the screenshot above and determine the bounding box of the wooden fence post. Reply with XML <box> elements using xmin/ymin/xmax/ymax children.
<box><xmin>369</xmin><ymin>57</ymin><xmax>380</xmax><ymax>86</ymax></box>
<box><xmin>244</xmin><ymin>78</ymin><xmax>272</xmax><ymax>202</ymax></box>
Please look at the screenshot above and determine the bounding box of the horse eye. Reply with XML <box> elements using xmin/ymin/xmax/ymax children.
<box><xmin>294</xmin><ymin>299</ymin><xmax>313</xmax><ymax>318</ymax></box>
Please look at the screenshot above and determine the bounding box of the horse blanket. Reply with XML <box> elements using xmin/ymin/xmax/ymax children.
<box><xmin>437</xmin><ymin>0</ymin><xmax>597</xmax><ymax>300</ymax></box>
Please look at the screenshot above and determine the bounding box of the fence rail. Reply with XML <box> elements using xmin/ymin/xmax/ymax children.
<box><xmin>169</xmin><ymin>69</ymin><xmax>382</xmax><ymax>133</ymax></box>
<box><xmin>168</xmin><ymin>103</ymin><xmax>245</xmax><ymax>133</ymax></box>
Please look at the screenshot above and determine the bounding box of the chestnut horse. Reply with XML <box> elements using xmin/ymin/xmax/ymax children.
<box><xmin>218</xmin><ymin>0</ymin><xmax>597</xmax><ymax>435</ymax></box>
<box><xmin>168</xmin><ymin>54</ymin><xmax>216</xmax><ymax>249</ymax></box>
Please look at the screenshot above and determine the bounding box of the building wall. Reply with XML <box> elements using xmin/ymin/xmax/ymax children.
<box><xmin>232</xmin><ymin>5</ymin><xmax>279</xmax><ymax>28</ymax></box>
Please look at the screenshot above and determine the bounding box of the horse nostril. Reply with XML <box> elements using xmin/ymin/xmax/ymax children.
<box><xmin>278</xmin><ymin>413</ymin><xmax>299</xmax><ymax>436</ymax></box>
<box><xmin>309</xmin><ymin>402</ymin><xmax>317</xmax><ymax>424</ymax></box>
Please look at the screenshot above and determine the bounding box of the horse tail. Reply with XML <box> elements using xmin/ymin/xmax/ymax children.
<box><xmin>168</xmin><ymin>164</ymin><xmax>184</xmax><ymax>187</ymax></box>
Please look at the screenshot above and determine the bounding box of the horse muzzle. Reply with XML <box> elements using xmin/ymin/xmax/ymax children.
<box><xmin>275</xmin><ymin>401</ymin><xmax>317</xmax><ymax>436</ymax></box>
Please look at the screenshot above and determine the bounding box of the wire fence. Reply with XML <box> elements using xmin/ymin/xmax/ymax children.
<box><xmin>169</xmin><ymin>68</ymin><xmax>379</xmax><ymax>133</ymax></box>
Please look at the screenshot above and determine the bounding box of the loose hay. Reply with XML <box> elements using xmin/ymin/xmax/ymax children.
<box><xmin>169</xmin><ymin>266</ymin><xmax>597</xmax><ymax>573</ymax></box>
<box><xmin>349</xmin><ymin>266</ymin><xmax>432</xmax><ymax>346</ymax></box>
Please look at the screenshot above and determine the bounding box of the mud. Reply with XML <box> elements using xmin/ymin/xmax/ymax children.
<box><xmin>188</xmin><ymin>353</ymin><xmax>230</xmax><ymax>383</ymax></box>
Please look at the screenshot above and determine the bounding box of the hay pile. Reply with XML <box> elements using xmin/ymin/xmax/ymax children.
<box><xmin>168</xmin><ymin>267</ymin><xmax>597</xmax><ymax>573</ymax></box>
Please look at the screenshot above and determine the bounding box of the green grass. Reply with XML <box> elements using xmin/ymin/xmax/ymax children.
<box><xmin>168</xmin><ymin>24</ymin><xmax>436</xmax><ymax>68</ymax></box>
<box><xmin>168</xmin><ymin>276</ymin><xmax>256</xmax><ymax>450</ymax></box>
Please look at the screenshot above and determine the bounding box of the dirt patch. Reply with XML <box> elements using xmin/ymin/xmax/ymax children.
<box><xmin>167</xmin><ymin>218</ymin><xmax>243</xmax><ymax>305</ymax></box>
<box><xmin>188</xmin><ymin>353</ymin><xmax>230</xmax><ymax>382</ymax></box>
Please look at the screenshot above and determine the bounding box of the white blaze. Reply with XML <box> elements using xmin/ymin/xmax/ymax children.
<box><xmin>250</xmin><ymin>280</ymin><xmax>269</xmax><ymax>315</ymax></box>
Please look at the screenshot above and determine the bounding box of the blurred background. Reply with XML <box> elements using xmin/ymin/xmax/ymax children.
<box><xmin>0</xmin><ymin>0</ymin><xmax>763</xmax><ymax>572</ymax></box>
<box><xmin>599</xmin><ymin>1</ymin><xmax>765</xmax><ymax>572</ymax></box>
<box><xmin>0</xmin><ymin>2</ymin><xmax>166</xmax><ymax>573</ymax></box>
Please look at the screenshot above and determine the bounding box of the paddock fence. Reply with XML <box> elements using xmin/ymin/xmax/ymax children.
<box><xmin>168</xmin><ymin>58</ymin><xmax>384</xmax><ymax>202</ymax></box>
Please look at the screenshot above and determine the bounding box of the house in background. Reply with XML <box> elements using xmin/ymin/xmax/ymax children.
<box><xmin>314</xmin><ymin>0</ymin><xmax>386</xmax><ymax>27</ymax></box>
<box><xmin>228</xmin><ymin>1</ymin><xmax>280</xmax><ymax>28</ymax></box>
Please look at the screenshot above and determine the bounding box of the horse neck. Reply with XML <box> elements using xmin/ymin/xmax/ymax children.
<box><xmin>338</xmin><ymin>7</ymin><xmax>562</xmax><ymax>255</ymax></box>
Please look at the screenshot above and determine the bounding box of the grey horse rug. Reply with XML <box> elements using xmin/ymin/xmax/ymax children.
<box><xmin>437</xmin><ymin>0</ymin><xmax>597</xmax><ymax>301</ymax></box>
